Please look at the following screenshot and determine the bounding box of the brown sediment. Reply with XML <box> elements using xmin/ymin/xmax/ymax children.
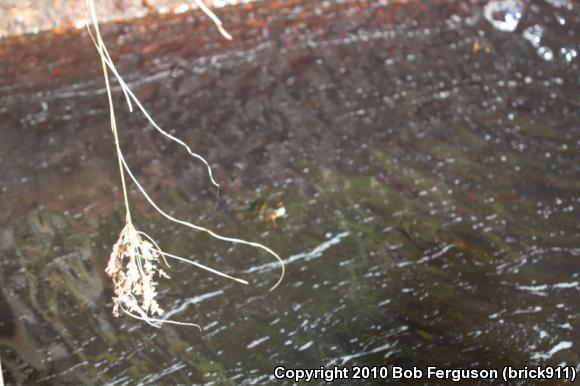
<box><xmin>0</xmin><ymin>0</ymin><xmax>227</xmax><ymax>38</ymax></box>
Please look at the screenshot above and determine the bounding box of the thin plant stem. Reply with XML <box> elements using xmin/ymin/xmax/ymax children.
<box><xmin>118</xmin><ymin>149</ymin><xmax>285</xmax><ymax>291</ymax></box>
<box><xmin>193</xmin><ymin>0</ymin><xmax>233</xmax><ymax>40</ymax></box>
<box><xmin>87</xmin><ymin>0</ymin><xmax>285</xmax><ymax>327</ymax></box>
<box><xmin>137</xmin><ymin>230</ymin><xmax>249</xmax><ymax>285</ymax></box>
<box><xmin>121</xmin><ymin>300</ymin><xmax>201</xmax><ymax>330</ymax></box>
<box><xmin>156</xmin><ymin>249</ymin><xmax>249</xmax><ymax>285</ymax></box>
<box><xmin>87</xmin><ymin>0</ymin><xmax>132</xmax><ymax>222</ymax></box>
<box><xmin>85</xmin><ymin>4</ymin><xmax>225</xmax><ymax>193</ymax></box>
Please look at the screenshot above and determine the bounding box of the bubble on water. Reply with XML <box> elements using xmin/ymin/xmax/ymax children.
<box><xmin>556</xmin><ymin>15</ymin><xmax>566</xmax><ymax>26</ymax></box>
<box><xmin>523</xmin><ymin>25</ymin><xmax>544</xmax><ymax>48</ymax></box>
<box><xmin>560</xmin><ymin>47</ymin><xmax>577</xmax><ymax>63</ymax></box>
<box><xmin>537</xmin><ymin>46</ymin><xmax>554</xmax><ymax>61</ymax></box>
<box><xmin>484</xmin><ymin>0</ymin><xmax>524</xmax><ymax>32</ymax></box>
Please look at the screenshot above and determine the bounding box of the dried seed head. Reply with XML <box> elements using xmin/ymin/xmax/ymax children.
<box><xmin>106</xmin><ymin>222</ymin><xmax>166</xmax><ymax>321</ymax></box>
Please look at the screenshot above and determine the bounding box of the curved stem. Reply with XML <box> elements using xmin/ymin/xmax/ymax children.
<box><xmin>86</xmin><ymin>7</ymin><xmax>221</xmax><ymax>193</ymax></box>
<box><xmin>157</xmin><ymin>249</ymin><xmax>249</xmax><ymax>285</ymax></box>
<box><xmin>119</xmin><ymin>150</ymin><xmax>285</xmax><ymax>291</ymax></box>
<box><xmin>193</xmin><ymin>0</ymin><xmax>233</xmax><ymax>40</ymax></box>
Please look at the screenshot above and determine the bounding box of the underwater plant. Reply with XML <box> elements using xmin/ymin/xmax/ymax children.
<box><xmin>86</xmin><ymin>0</ymin><xmax>284</xmax><ymax>328</ymax></box>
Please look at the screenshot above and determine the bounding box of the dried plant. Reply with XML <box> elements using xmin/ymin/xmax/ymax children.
<box><xmin>86</xmin><ymin>0</ymin><xmax>284</xmax><ymax>328</ymax></box>
<box><xmin>106</xmin><ymin>221</ymin><xmax>167</xmax><ymax>323</ymax></box>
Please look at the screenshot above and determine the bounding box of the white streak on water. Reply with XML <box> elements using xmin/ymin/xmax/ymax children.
<box><xmin>298</xmin><ymin>341</ymin><xmax>314</xmax><ymax>351</ymax></box>
<box><xmin>552</xmin><ymin>281</ymin><xmax>579</xmax><ymax>289</ymax></box>
<box><xmin>246</xmin><ymin>336</ymin><xmax>270</xmax><ymax>349</ymax></box>
<box><xmin>162</xmin><ymin>289</ymin><xmax>224</xmax><ymax>320</ymax></box>
<box><xmin>38</xmin><ymin>361</ymin><xmax>88</xmax><ymax>383</ymax></box>
<box><xmin>378</xmin><ymin>299</ymin><xmax>391</xmax><ymax>307</ymax></box>
<box><xmin>245</xmin><ymin>232</ymin><xmax>350</xmax><ymax>273</ymax></box>
<box><xmin>531</xmin><ymin>341</ymin><xmax>573</xmax><ymax>360</ymax></box>
<box><xmin>516</xmin><ymin>284</ymin><xmax>548</xmax><ymax>296</ymax></box>
<box><xmin>489</xmin><ymin>309</ymin><xmax>506</xmax><ymax>319</ymax></box>
<box><xmin>558</xmin><ymin>323</ymin><xmax>572</xmax><ymax>330</ymax></box>
<box><xmin>397</xmin><ymin>244</ymin><xmax>454</xmax><ymax>268</ymax></box>
<box><xmin>136</xmin><ymin>361</ymin><xmax>187</xmax><ymax>385</ymax></box>
<box><xmin>102</xmin><ymin>376</ymin><xmax>130</xmax><ymax>386</ymax></box>
<box><xmin>496</xmin><ymin>247</ymin><xmax>579</xmax><ymax>274</ymax></box>
<box><xmin>516</xmin><ymin>281</ymin><xmax>579</xmax><ymax>296</ymax></box>
<box><xmin>512</xmin><ymin>306</ymin><xmax>542</xmax><ymax>315</ymax></box>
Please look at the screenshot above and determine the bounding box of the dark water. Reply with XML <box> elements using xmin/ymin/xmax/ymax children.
<box><xmin>0</xmin><ymin>0</ymin><xmax>579</xmax><ymax>384</ymax></box>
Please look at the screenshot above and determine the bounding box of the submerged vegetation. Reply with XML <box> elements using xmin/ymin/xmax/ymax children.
<box><xmin>85</xmin><ymin>0</ymin><xmax>284</xmax><ymax>328</ymax></box>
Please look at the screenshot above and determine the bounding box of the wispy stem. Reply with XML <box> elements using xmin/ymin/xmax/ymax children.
<box><xmin>87</xmin><ymin>0</ymin><xmax>285</xmax><ymax>327</ymax></box>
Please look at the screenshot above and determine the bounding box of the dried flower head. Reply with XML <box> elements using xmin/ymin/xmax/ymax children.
<box><xmin>105</xmin><ymin>219</ymin><xmax>255</xmax><ymax>328</ymax></box>
<box><xmin>106</xmin><ymin>222</ymin><xmax>168</xmax><ymax>320</ymax></box>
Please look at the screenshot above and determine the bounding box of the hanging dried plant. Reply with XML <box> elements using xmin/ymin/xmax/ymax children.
<box><xmin>86</xmin><ymin>0</ymin><xmax>284</xmax><ymax>328</ymax></box>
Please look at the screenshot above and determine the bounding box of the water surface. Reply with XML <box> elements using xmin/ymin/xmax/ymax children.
<box><xmin>0</xmin><ymin>0</ymin><xmax>578</xmax><ymax>384</ymax></box>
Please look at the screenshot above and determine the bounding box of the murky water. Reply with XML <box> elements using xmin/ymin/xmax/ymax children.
<box><xmin>0</xmin><ymin>0</ymin><xmax>579</xmax><ymax>384</ymax></box>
